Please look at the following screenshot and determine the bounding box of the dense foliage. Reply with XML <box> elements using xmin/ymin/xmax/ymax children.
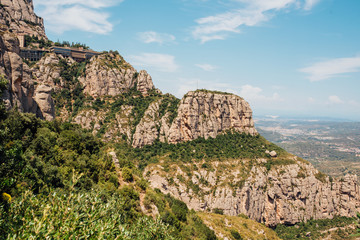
<box><xmin>114</xmin><ymin>131</ymin><xmax>288</xmax><ymax>171</ymax></box>
<box><xmin>52</xmin><ymin>59</ymin><xmax>88</xmax><ymax>117</ymax></box>
<box><xmin>144</xmin><ymin>189</ymin><xmax>216</xmax><ymax>240</ymax></box>
<box><xmin>275</xmin><ymin>216</ymin><xmax>357</xmax><ymax>240</ymax></box>
<box><xmin>0</xmin><ymin>108</ymin><xmax>216</xmax><ymax>239</ymax></box>
<box><xmin>0</xmin><ymin>110</ymin><xmax>117</xmax><ymax>196</ymax></box>
<box><xmin>24</xmin><ymin>35</ymin><xmax>52</xmax><ymax>49</ymax></box>
<box><xmin>0</xmin><ymin>176</ymin><xmax>175</xmax><ymax>239</ymax></box>
<box><xmin>54</xmin><ymin>40</ymin><xmax>90</xmax><ymax>49</ymax></box>
<box><xmin>96</xmin><ymin>88</ymin><xmax>179</xmax><ymax>137</ymax></box>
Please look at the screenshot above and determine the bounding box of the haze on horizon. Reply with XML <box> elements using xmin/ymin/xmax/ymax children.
<box><xmin>33</xmin><ymin>0</ymin><xmax>360</xmax><ymax>121</ymax></box>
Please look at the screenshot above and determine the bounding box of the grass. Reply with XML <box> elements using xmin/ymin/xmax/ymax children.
<box><xmin>275</xmin><ymin>216</ymin><xmax>358</xmax><ymax>240</ymax></box>
<box><xmin>198</xmin><ymin>212</ymin><xmax>281</xmax><ymax>240</ymax></box>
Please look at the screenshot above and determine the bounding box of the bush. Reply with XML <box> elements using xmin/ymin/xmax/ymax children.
<box><xmin>0</xmin><ymin>188</ymin><xmax>175</xmax><ymax>239</ymax></box>
<box><xmin>122</xmin><ymin>167</ymin><xmax>133</xmax><ymax>182</ymax></box>
<box><xmin>230</xmin><ymin>229</ymin><xmax>243</xmax><ymax>240</ymax></box>
<box><xmin>213</xmin><ymin>208</ymin><xmax>224</xmax><ymax>215</ymax></box>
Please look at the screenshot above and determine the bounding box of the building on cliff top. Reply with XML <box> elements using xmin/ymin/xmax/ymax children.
<box><xmin>19</xmin><ymin>45</ymin><xmax>100</xmax><ymax>62</ymax></box>
<box><xmin>51</xmin><ymin>46</ymin><xmax>100</xmax><ymax>62</ymax></box>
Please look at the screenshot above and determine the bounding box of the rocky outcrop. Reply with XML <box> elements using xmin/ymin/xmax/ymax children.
<box><xmin>79</xmin><ymin>53</ymin><xmax>159</xmax><ymax>97</ymax></box>
<box><xmin>132</xmin><ymin>99</ymin><xmax>174</xmax><ymax>147</ymax></box>
<box><xmin>0</xmin><ymin>0</ymin><xmax>46</xmax><ymax>38</ymax></box>
<box><xmin>167</xmin><ymin>91</ymin><xmax>257</xmax><ymax>144</ymax></box>
<box><xmin>33</xmin><ymin>84</ymin><xmax>54</xmax><ymax>121</ymax></box>
<box><xmin>145</xmin><ymin>158</ymin><xmax>360</xmax><ymax>227</ymax></box>
<box><xmin>0</xmin><ymin>31</ymin><xmax>56</xmax><ymax>119</ymax></box>
<box><xmin>32</xmin><ymin>53</ymin><xmax>62</xmax><ymax>90</ymax></box>
<box><xmin>0</xmin><ymin>32</ymin><xmax>38</xmax><ymax>113</ymax></box>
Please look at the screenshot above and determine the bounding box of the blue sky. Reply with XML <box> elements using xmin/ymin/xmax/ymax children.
<box><xmin>33</xmin><ymin>0</ymin><xmax>360</xmax><ymax>121</ymax></box>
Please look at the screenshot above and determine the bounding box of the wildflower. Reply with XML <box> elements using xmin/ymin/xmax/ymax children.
<box><xmin>2</xmin><ymin>192</ymin><xmax>11</xmax><ymax>203</ymax></box>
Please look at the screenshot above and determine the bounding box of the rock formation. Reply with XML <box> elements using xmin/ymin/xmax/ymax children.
<box><xmin>79</xmin><ymin>53</ymin><xmax>158</xmax><ymax>98</ymax></box>
<box><xmin>1</xmin><ymin>0</ymin><xmax>360</xmax><ymax>230</ymax></box>
<box><xmin>145</xmin><ymin>157</ymin><xmax>360</xmax><ymax>227</ymax></box>
<box><xmin>167</xmin><ymin>91</ymin><xmax>257</xmax><ymax>144</ymax></box>
<box><xmin>0</xmin><ymin>0</ymin><xmax>46</xmax><ymax>38</ymax></box>
<box><xmin>0</xmin><ymin>32</ymin><xmax>39</xmax><ymax>114</ymax></box>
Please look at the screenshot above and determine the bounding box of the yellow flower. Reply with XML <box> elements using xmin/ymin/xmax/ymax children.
<box><xmin>2</xmin><ymin>193</ymin><xmax>11</xmax><ymax>203</ymax></box>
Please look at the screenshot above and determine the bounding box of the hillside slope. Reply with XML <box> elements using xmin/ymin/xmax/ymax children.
<box><xmin>0</xmin><ymin>0</ymin><xmax>359</xmax><ymax>231</ymax></box>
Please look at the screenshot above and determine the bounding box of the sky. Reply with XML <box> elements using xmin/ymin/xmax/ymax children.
<box><xmin>32</xmin><ymin>0</ymin><xmax>360</xmax><ymax>121</ymax></box>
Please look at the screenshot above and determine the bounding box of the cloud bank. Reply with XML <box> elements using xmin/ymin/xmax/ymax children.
<box><xmin>128</xmin><ymin>53</ymin><xmax>179</xmax><ymax>72</ymax></box>
<box><xmin>300</xmin><ymin>56</ymin><xmax>360</xmax><ymax>81</ymax></box>
<box><xmin>193</xmin><ymin>0</ymin><xmax>321</xmax><ymax>43</ymax></box>
<box><xmin>33</xmin><ymin>0</ymin><xmax>123</xmax><ymax>34</ymax></box>
<box><xmin>138</xmin><ymin>31</ymin><xmax>176</xmax><ymax>45</ymax></box>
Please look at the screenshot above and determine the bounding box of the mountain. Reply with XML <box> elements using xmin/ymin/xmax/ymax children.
<box><xmin>1</xmin><ymin>0</ymin><xmax>360</xmax><ymax>238</ymax></box>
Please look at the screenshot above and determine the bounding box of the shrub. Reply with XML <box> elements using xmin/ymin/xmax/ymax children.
<box><xmin>230</xmin><ymin>229</ymin><xmax>243</xmax><ymax>240</ymax></box>
<box><xmin>122</xmin><ymin>167</ymin><xmax>133</xmax><ymax>182</ymax></box>
<box><xmin>213</xmin><ymin>208</ymin><xmax>224</xmax><ymax>215</ymax></box>
<box><xmin>0</xmin><ymin>188</ymin><xmax>175</xmax><ymax>239</ymax></box>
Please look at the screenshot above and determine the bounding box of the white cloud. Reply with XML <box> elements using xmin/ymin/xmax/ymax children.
<box><xmin>192</xmin><ymin>0</ymin><xmax>321</xmax><ymax>43</ymax></box>
<box><xmin>128</xmin><ymin>53</ymin><xmax>179</xmax><ymax>72</ymax></box>
<box><xmin>300</xmin><ymin>56</ymin><xmax>360</xmax><ymax>81</ymax></box>
<box><xmin>33</xmin><ymin>0</ymin><xmax>123</xmax><ymax>34</ymax></box>
<box><xmin>195</xmin><ymin>64</ymin><xmax>217</xmax><ymax>71</ymax></box>
<box><xmin>328</xmin><ymin>95</ymin><xmax>344</xmax><ymax>104</ymax></box>
<box><xmin>304</xmin><ymin>0</ymin><xmax>321</xmax><ymax>10</ymax></box>
<box><xmin>239</xmin><ymin>84</ymin><xmax>283</xmax><ymax>103</ymax></box>
<box><xmin>308</xmin><ymin>97</ymin><xmax>315</xmax><ymax>103</ymax></box>
<box><xmin>137</xmin><ymin>31</ymin><xmax>176</xmax><ymax>44</ymax></box>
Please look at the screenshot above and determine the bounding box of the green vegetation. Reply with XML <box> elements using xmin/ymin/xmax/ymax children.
<box><xmin>144</xmin><ymin>189</ymin><xmax>216</xmax><ymax>239</ymax></box>
<box><xmin>122</xmin><ymin>167</ymin><xmax>134</xmax><ymax>182</ymax></box>
<box><xmin>230</xmin><ymin>229</ymin><xmax>243</xmax><ymax>240</ymax></box>
<box><xmin>0</xmin><ymin>74</ymin><xmax>7</xmax><ymax>119</ymax></box>
<box><xmin>194</xmin><ymin>89</ymin><xmax>234</xmax><ymax>96</ymax></box>
<box><xmin>0</xmin><ymin>175</ymin><xmax>175</xmax><ymax>239</ymax></box>
<box><xmin>92</xmin><ymin>88</ymin><xmax>179</xmax><ymax>138</ymax></box>
<box><xmin>0</xmin><ymin>110</ymin><xmax>117</xmax><ymax>196</ymax></box>
<box><xmin>24</xmin><ymin>35</ymin><xmax>52</xmax><ymax>49</ymax></box>
<box><xmin>114</xmin><ymin>131</ymin><xmax>288</xmax><ymax>172</ymax></box>
<box><xmin>0</xmin><ymin>107</ymin><xmax>217</xmax><ymax>239</ymax></box>
<box><xmin>198</xmin><ymin>213</ymin><xmax>281</xmax><ymax>240</ymax></box>
<box><xmin>275</xmin><ymin>216</ymin><xmax>357</xmax><ymax>240</ymax></box>
<box><xmin>54</xmin><ymin>40</ymin><xmax>90</xmax><ymax>49</ymax></box>
<box><xmin>51</xmin><ymin>59</ymin><xmax>88</xmax><ymax>117</ymax></box>
<box><xmin>213</xmin><ymin>208</ymin><xmax>224</xmax><ymax>215</ymax></box>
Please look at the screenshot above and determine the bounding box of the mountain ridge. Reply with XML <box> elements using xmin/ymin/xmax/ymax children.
<box><xmin>0</xmin><ymin>0</ymin><xmax>360</xmax><ymax>231</ymax></box>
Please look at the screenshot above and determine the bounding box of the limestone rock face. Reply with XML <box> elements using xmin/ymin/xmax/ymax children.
<box><xmin>145</xmin><ymin>158</ymin><xmax>360</xmax><ymax>227</ymax></box>
<box><xmin>136</xmin><ymin>70</ymin><xmax>156</xmax><ymax>95</ymax></box>
<box><xmin>79</xmin><ymin>53</ymin><xmax>158</xmax><ymax>98</ymax></box>
<box><xmin>0</xmin><ymin>0</ymin><xmax>46</xmax><ymax>38</ymax></box>
<box><xmin>167</xmin><ymin>91</ymin><xmax>257</xmax><ymax>144</ymax></box>
<box><xmin>34</xmin><ymin>84</ymin><xmax>54</xmax><ymax>121</ymax></box>
<box><xmin>132</xmin><ymin>99</ymin><xmax>172</xmax><ymax>147</ymax></box>
<box><xmin>31</xmin><ymin>53</ymin><xmax>62</xmax><ymax>90</ymax></box>
<box><xmin>0</xmin><ymin>28</ymin><xmax>55</xmax><ymax>120</ymax></box>
<box><xmin>0</xmin><ymin>33</ymin><xmax>39</xmax><ymax>114</ymax></box>
<box><xmin>132</xmin><ymin>100</ymin><xmax>161</xmax><ymax>148</ymax></box>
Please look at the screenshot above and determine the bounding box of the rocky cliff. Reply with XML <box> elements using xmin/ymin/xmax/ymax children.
<box><xmin>0</xmin><ymin>0</ymin><xmax>53</xmax><ymax>119</ymax></box>
<box><xmin>0</xmin><ymin>31</ymin><xmax>40</xmax><ymax>116</ymax></box>
<box><xmin>79</xmin><ymin>53</ymin><xmax>158</xmax><ymax>97</ymax></box>
<box><xmin>0</xmin><ymin>0</ymin><xmax>46</xmax><ymax>38</ymax></box>
<box><xmin>145</xmin><ymin>156</ymin><xmax>360</xmax><ymax>227</ymax></box>
<box><xmin>1</xmin><ymin>0</ymin><xmax>360</xmax><ymax>230</ymax></box>
<box><xmin>167</xmin><ymin>90</ymin><xmax>257</xmax><ymax>144</ymax></box>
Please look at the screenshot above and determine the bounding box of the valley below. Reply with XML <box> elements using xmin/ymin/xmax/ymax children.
<box><xmin>256</xmin><ymin>119</ymin><xmax>360</xmax><ymax>178</ymax></box>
